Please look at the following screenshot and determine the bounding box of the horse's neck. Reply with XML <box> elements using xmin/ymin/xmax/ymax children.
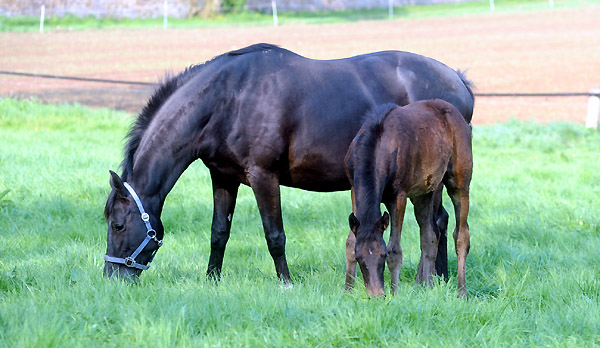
<box><xmin>128</xmin><ymin>83</ymin><xmax>216</xmax><ymax>211</ymax></box>
<box><xmin>129</xmin><ymin>132</ymin><xmax>199</xmax><ymax>212</ymax></box>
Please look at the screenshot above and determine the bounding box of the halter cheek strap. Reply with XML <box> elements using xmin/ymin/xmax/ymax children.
<box><xmin>104</xmin><ymin>182</ymin><xmax>163</xmax><ymax>271</ymax></box>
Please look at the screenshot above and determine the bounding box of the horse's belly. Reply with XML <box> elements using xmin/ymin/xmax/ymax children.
<box><xmin>281</xmin><ymin>163</ymin><xmax>350</xmax><ymax>192</ymax></box>
<box><xmin>281</xmin><ymin>179</ymin><xmax>350</xmax><ymax>192</ymax></box>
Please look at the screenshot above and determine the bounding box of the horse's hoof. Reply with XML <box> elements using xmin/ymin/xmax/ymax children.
<box><xmin>280</xmin><ymin>282</ymin><xmax>293</xmax><ymax>290</ymax></box>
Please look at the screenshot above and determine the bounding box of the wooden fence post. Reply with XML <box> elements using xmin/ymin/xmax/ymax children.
<box><xmin>585</xmin><ymin>88</ymin><xmax>600</xmax><ymax>129</ymax></box>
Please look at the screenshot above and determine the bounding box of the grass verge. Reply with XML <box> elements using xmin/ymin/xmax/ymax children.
<box><xmin>0</xmin><ymin>0</ymin><xmax>596</xmax><ymax>32</ymax></box>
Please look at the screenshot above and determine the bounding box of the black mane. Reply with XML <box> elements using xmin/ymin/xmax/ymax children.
<box><xmin>105</xmin><ymin>43</ymin><xmax>281</xmax><ymax>220</ymax></box>
<box><xmin>119</xmin><ymin>43</ymin><xmax>280</xmax><ymax>181</ymax></box>
<box><xmin>228</xmin><ymin>43</ymin><xmax>279</xmax><ymax>56</ymax></box>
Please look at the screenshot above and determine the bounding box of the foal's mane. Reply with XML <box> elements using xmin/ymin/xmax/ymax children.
<box><xmin>351</xmin><ymin>103</ymin><xmax>397</xmax><ymax>229</ymax></box>
<box><xmin>119</xmin><ymin>43</ymin><xmax>280</xmax><ymax>182</ymax></box>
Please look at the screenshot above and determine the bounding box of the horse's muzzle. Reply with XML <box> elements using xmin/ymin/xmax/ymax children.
<box><xmin>103</xmin><ymin>261</ymin><xmax>141</xmax><ymax>280</ymax></box>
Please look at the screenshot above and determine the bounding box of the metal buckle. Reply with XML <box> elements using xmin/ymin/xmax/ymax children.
<box><xmin>147</xmin><ymin>229</ymin><xmax>163</xmax><ymax>247</ymax></box>
<box><xmin>141</xmin><ymin>212</ymin><xmax>150</xmax><ymax>222</ymax></box>
<box><xmin>124</xmin><ymin>257</ymin><xmax>135</xmax><ymax>267</ymax></box>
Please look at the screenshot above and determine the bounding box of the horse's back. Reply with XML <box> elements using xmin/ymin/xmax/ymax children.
<box><xmin>150</xmin><ymin>45</ymin><xmax>474</xmax><ymax>192</ymax></box>
<box><xmin>391</xmin><ymin>54</ymin><xmax>474</xmax><ymax>122</ymax></box>
<box><xmin>198</xmin><ymin>47</ymin><xmax>473</xmax><ymax>123</ymax></box>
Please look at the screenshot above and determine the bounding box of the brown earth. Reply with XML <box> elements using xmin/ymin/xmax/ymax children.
<box><xmin>1</xmin><ymin>5</ymin><xmax>599</xmax><ymax>124</ymax></box>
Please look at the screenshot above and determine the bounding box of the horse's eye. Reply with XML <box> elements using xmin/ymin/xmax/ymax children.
<box><xmin>113</xmin><ymin>223</ymin><xmax>125</xmax><ymax>232</ymax></box>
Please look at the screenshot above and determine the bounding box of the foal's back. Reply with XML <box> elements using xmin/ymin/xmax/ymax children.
<box><xmin>376</xmin><ymin>99</ymin><xmax>471</xmax><ymax>197</ymax></box>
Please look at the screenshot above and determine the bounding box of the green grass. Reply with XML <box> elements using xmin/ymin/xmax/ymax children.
<box><xmin>1</xmin><ymin>0</ymin><xmax>597</xmax><ymax>32</ymax></box>
<box><xmin>1</xmin><ymin>97</ymin><xmax>599</xmax><ymax>346</ymax></box>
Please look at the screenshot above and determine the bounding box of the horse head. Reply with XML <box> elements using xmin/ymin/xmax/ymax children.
<box><xmin>349</xmin><ymin>211</ymin><xmax>389</xmax><ymax>297</ymax></box>
<box><xmin>103</xmin><ymin>170</ymin><xmax>164</xmax><ymax>280</ymax></box>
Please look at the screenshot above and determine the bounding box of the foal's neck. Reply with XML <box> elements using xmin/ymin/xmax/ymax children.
<box><xmin>353</xmin><ymin>173</ymin><xmax>386</xmax><ymax>227</ymax></box>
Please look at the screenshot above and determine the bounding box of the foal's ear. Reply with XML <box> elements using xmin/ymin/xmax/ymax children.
<box><xmin>377</xmin><ymin>212</ymin><xmax>390</xmax><ymax>233</ymax></box>
<box><xmin>109</xmin><ymin>170</ymin><xmax>128</xmax><ymax>198</ymax></box>
<box><xmin>348</xmin><ymin>213</ymin><xmax>360</xmax><ymax>231</ymax></box>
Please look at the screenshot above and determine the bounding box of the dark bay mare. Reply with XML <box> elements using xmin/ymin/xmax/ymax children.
<box><xmin>103</xmin><ymin>43</ymin><xmax>474</xmax><ymax>283</ymax></box>
<box><xmin>345</xmin><ymin>100</ymin><xmax>473</xmax><ymax>297</ymax></box>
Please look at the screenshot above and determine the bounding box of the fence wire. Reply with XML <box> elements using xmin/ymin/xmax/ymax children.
<box><xmin>1</xmin><ymin>70</ymin><xmax>598</xmax><ymax>98</ymax></box>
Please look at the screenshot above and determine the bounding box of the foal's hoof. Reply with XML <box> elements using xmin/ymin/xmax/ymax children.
<box><xmin>457</xmin><ymin>289</ymin><xmax>469</xmax><ymax>299</ymax></box>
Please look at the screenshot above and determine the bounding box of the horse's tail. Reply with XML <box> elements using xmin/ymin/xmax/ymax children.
<box><xmin>456</xmin><ymin>69</ymin><xmax>475</xmax><ymax>102</ymax></box>
<box><xmin>456</xmin><ymin>69</ymin><xmax>475</xmax><ymax>124</ymax></box>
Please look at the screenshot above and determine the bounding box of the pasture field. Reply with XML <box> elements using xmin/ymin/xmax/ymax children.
<box><xmin>1</xmin><ymin>98</ymin><xmax>599</xmax><ymax>346</ymax></box>
<box><xmin>1</xmin><ymin>2</ymin><xmax>600</xmax><ymax>124</ymax></box>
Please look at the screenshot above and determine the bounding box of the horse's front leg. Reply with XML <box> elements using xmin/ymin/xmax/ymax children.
<box><xmin>385</xmin><ymin>193</ymin><xmax>407</xmax><ymax>296</ymax></box>
<box><xmin>206</xmin><ymin>171</ymin><xmax>240</xmax><ymax>281</ymax></box>
<box><xmin>247</xmin><ymin>167</ymin><xmax>291</xmax><ymax>286</ymax></box>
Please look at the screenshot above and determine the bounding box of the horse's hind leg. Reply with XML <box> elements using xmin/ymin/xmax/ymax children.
<box><xmin>385</xmin><ymin>193</ymin><xmax>407</xmax><ymax>295</ymax></box>
<box><xmin>433</xmin><ymin>185</ymin><xmax>449</xmax><ymax>281</ymax></box>
<box><xmin>345</xmin><ymin>187</ymin><xmax>357</xmax><ymax>290</ymax></box>
<box><xmin>412</xmin><ymin>192</ymin><xmax>439</xmax><ymax>287</ymax></box>
<box><xmin>207</xmin><ymin>172</ymin><xmax>240</xmax><ymax>281</ymax></box>
<box><xmin>247</xmin><ymin>167</ymin><xmax>291</xmax><ymax>286</ymax></box>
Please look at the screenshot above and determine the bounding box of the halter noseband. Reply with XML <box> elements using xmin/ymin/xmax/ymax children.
<box><xmin>104</xmin><ymin>182</ymin><xmax>163</xmax><ymax>270</ymax></box>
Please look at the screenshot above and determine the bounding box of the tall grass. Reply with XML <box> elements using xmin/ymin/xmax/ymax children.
<box><xmin>0</xmin><ymin>98</ymin><xmax>599</xmax><ymax>346</ymax></box>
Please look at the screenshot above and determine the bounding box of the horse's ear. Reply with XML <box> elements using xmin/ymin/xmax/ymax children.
<box><xmin>377</xmin><ymin>212</ymin><xmax>390</xmax><ymax>233</ymax></box>
<box><xmin>348</xmin><ymin>213</ymin><xmax>360</xmax><ymax>232</ymax></box>
<box><xmin>109</xmin><ymin>170</ymin><xmax>128</xmax><ymax>198</ymax></box>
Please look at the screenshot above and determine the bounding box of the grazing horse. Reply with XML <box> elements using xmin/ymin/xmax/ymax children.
<box><xmin>103</xmin><ymin>43</ymin><xmax>474</xmax><ymax>283</ymax></box>
<box><xmin>345</xmin><ymin>100</ymin><xmax>473</xmax><ymax>297</ymax></box>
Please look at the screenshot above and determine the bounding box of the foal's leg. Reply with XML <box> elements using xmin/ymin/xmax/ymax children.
<box><xmin>206</xmin><ymin>172</ymin><xmax>240</xmax><ymax>281</ymax></box>
<box><xmin>345</xmin><ymin>229</ymin><xmax>357</xmax><ymax>291</ymax></box>
<box><xmin>385</xmin><ymin>193</ymin><xmax>407</xmax><ymax>296</ymax></box>
<box><xmin>433</xmin><ymin>185</ymin><xmax>449</xmax><ymax>281</ymax></box>
<box><xmin>412</xmin><ymin>192</ymin><xmax>440</xmax><ymax>287</ymax></box>
<box><xmin>345</xmin><ymin>187</ymin><xmax>357</xmax><ymax>290</ymax></box>
<box><xmin>447</xmin><ymin>186</ymin><xmax>470</xmax><ymax>298</ymax></box>
<box><xmin>247</xmin><ymin>167</ymin><xmax>291</xmax><ymax>285</ymax></box>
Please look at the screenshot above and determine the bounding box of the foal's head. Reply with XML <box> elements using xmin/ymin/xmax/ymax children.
<box><xmin>349</xmin><ymin>212</ymin><xmax>389</xmax><ymax>297</ymax></box>
<box><xmin>103</xmin><ymin>171</ymin><xmax>164</xmax><ymax>280</ymax></box>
